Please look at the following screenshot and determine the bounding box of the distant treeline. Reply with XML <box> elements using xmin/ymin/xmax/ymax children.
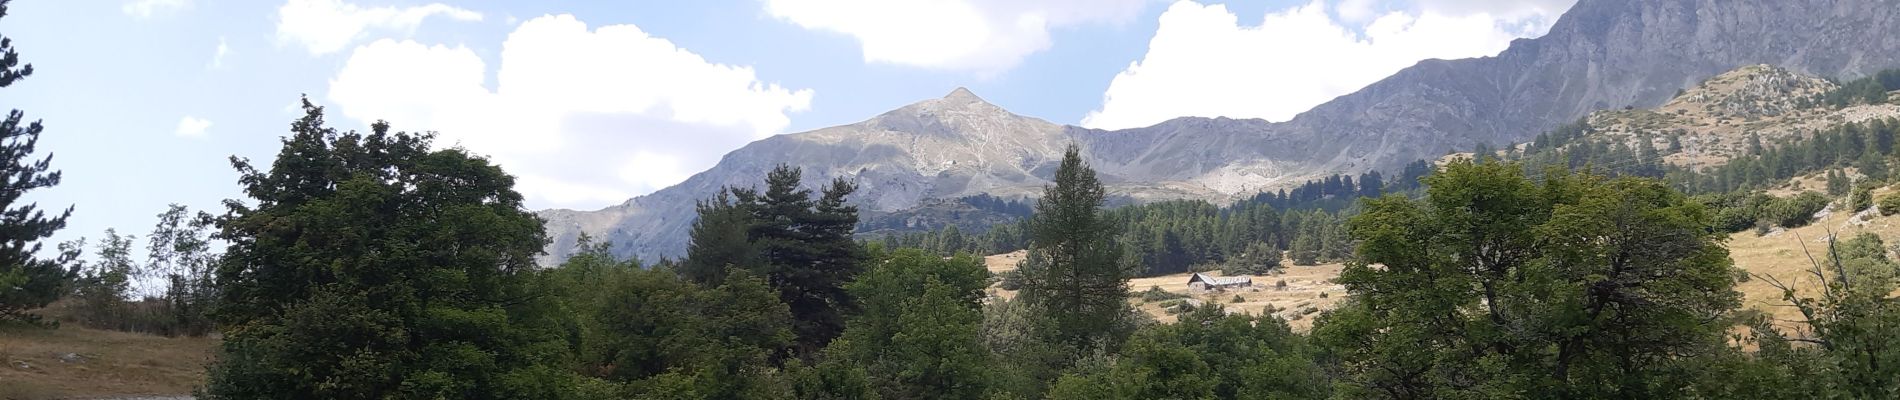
<box><xmin>1816</xmin><ymin>68</ymin><xmax>1900</xmax><ymax>108</ymax></box>
<box><xmin>878</xmin><ymin>163</ymin><xmax>1438</xmax><ymax>276</ymax></box>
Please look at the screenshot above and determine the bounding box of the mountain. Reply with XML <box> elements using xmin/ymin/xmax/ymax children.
<box><xmin>538</xmin><ymin>0</ymin><xmax>1900</xmax><ymax>264</ymax></box>
<box><xmin>538</xmin><ymin>89</ymin><xmax>1078</xmax><ymax>264</ymax></box>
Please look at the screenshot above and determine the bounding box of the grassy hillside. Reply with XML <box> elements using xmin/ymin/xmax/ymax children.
<box><xmin>0</xmin><ymin>324</ymin><xmax>214</xmax><ymax>400</ymax></box>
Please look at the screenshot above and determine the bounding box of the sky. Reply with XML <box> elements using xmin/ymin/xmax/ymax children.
<box><xmin>8</xmin><ymin>0</ymin><xmax>1576</xmax><ymax>252</ymax></box>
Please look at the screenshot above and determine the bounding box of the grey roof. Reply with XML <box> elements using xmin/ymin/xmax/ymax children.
<box><xmin>1189</xmin><ymin>273</ymin><xmax>1252</xmax><ymax>286</ymax></box>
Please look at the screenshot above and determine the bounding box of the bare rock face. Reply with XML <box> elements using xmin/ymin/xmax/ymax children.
<box><xmin>1282</xmin><ymin>0</ymin><xmax>1900</xmax><ymax>177</ymax></box>
<box><xmin>539</xmin><ymin>0</ymin><xmax>1900</xmax><ymax>264</ymax></box>
<box><xmin>537</xmin><ymin>89</ymin><xmax>1075</xmax><ymax>264</ymax></box>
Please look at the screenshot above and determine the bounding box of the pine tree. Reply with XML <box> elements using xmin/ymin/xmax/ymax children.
<box><xmin>736</xmin><ymin>165</ymin><xmax>863</xmax><ymax>357</ymax></box>
<box><xmin>680</xmin><ymin>188</ymin><xmax>758</xmax><ymax>287</ymax></box>
<box><xmin>1288</xmin><ymin>231</ymin><xmax>1320</xmax><ymax>266</ymax></box>
<box><xmin>1018</xmin><ymin>145</ymin><xmax>1131</xmax><ymax>351</ymax></box>
<box><xmin>0</xmin><ymin>0</ymin><xmax>77</xmax><ymax>323</ymax></box>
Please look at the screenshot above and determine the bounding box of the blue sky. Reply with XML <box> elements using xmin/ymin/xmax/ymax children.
<box><xmin>8</xmin><ymin>0</ymin><xmax>1574</xmax><ymax>252</ymax></box>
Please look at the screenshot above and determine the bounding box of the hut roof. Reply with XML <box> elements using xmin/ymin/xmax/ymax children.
<box><xmin>1189</xmin><ymin>273</ymin><xmax>1252</xmax><ymax>286</ymax></box>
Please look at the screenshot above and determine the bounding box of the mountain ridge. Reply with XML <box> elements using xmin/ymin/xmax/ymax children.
<box><xmin>538</xmin><ymin>0</ymin><xmax>1900</xmax><ymax>264</ymax></box>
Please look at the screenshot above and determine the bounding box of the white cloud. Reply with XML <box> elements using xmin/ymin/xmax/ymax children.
<box><xmin>122</xmin><ymin>0</ymin><xmax>189</xmax><ymax>19</ymax></box>
<box><xmin>1416</xmin><ymin>0</ymin><xmax>1575</xmax><ymax>20</ymax></box>
<box><xmin>276</xmin><ymin>0</ymin><xmax>484</xmax><ymax>56</ymax></box>
<box><xmin>1081</xmin><ymin>0</ymin><xmax>1566</xmax><ymax>129</ymax></box>
<box><xmin>210</xmin><ymin>37</ymin><xmax>230</xmax><ymax>69</ymax></box>
<box><xmin>327</xmin><ymin>15</ymin><xmax>814</xmax><ymax>210</ymax></box>
<box><xmin>764</xmin><ymin>0</ymin><xmax>1151</xmax><ymax>73</ymax></box>
<box><xmin>175</xmin><ymin>116</ymin><xmax>212</xmax><ymax>138</ymax></box>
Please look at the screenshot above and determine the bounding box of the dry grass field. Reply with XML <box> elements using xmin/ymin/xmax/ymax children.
<box><xmin>1726</xmin><ymin>191</ymin><xmax>1900</xmax><ymax>333</ymax></box>
<box><xmin>982</xmin><ymin>186</ymin><xmax>1900</xmax><ymax>335</ymax></box>
<box><xmin>984</xmin><ymin>250</ymin><xmax>1347</xmax><ymax>331</ymax></box>
<box><xmin>0</xmin><ymin>324</ymin><xmax>214</xmax><ymax>400</ymax></box>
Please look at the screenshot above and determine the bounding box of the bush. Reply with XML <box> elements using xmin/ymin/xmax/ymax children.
<box><xmin>1161</xmin><ymin>300</ymin><xmax>1195</xmax><ymax>315</ymax></box>
<box><xmin>997</xmin><ymin>270</ymin><xmax>1024</xmax><ymax>291</ymax></box>
<box><xmin>1221</xmin><ymin>260</ymin><xmax>1279</xmax><ymax>276</ymax></box>
<box><xmin>1231</xmin><ymin>295</ymin><xmax>1246</xmax><ymax>303</ymax></box>
<box><xmin>1768</xmin><ymin>192</ymin><xmax>1830</xmax><ymax>228</ymax></box>
<box><xmin>1851</xmin><ymin>184</ymin><xmax>1875</xmax><ymax>212</ymax></box>
<box><xmin>1139</xmin><ymin>286</ymin><xmax>1187</xmax><ymax>302</ymax></box>
<box><xmin>1880</xmin><ymin>192</ymin><xmax>1900</xmax><ymax>216</ymax></box>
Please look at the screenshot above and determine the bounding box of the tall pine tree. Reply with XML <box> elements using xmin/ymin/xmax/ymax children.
<box><xmin>680</xmin><ymin>188</ymin><xmax>758</xmax><ymax>287</ymax></box>
<box><xmin>1018</xmin><ymin>145</ymin><xmax>1131</xmax><ymax>351</ymax></box>
<box><xmin>0</xmin><ymin>0</ymin><xmax>77</xmax><ymax>323</ymax></box>
<box><xmin>698</xmin><ymin>165</ymin><xmax>864</xmax><ymax>357</ymax></box>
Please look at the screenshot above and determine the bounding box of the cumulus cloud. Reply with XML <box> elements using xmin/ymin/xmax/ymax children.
<box><xmin>327</xmin><ymin>15</ymin><xmax>813</xmax><ymax>209</ymax></box>
<box><xmin>175</xmin><ymin>116</ymin><xmax>212</xmax><ymax>138</ymax></box>
<box><xmin>764</xmin><ymin>0</ymin><xmax>1151</xmax><ymax>73</ymax></box>
<box><xmin>1081</xmin><ymin>0</ymin><xmax>1569</xmax><ymax>130</ymax></box>
<box><xmin>210</xmin><ymin>37</ymin><xmax>230</xmax><ymax>69</ymax></box>
<box><xmin>122</xmin><ymin>0</ymin><xmax>189</xmax><ymax>19</ymax></box>
<box><xmin>276</xmin><ymin>0</ymin><xmax>483</xmax><ymax>56</ymax></box>
<box><xmin>1416</xmin><ymin>0</ymin><xmax>1575</xmax><ymax>20</ymax></box>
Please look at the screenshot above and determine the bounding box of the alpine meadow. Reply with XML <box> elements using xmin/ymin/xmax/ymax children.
<box><xmin>10</xmin><ymin>0</ymin><xmax>1900</xmax><ymax>399</ymax></box>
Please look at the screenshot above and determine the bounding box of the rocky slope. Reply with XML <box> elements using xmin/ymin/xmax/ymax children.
<box><xmin>1582</xmin><ymin>65</ymin><xmax>1900</xmax><ymax>169</ymax></box>
<box><xmin>540</xmin><ymin>0</ymin><xmax>1900</xmax><ymax>263</ymax></box>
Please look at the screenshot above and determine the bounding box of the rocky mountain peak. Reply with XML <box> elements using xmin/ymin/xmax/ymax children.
<box><xmin>943</xmin><ymin>86</ymin><xmax>982</xmax><ymax>102</ymax></box>
<box><xmin>866</xmin><ymin>86</ymin><xmax>1032</xmax><ymax>137</ymax></box>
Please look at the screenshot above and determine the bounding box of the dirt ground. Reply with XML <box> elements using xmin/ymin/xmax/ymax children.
<box><xmin>0</xmin><ymin>324</ymin><xmax>214</xmax><ymax>400</ymax></box>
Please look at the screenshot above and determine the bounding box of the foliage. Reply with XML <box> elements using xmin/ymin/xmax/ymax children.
<box><xmin>1880</xmin><ymin>191</ymin><xmax>1900</xmax><ymax>216</ymax></box>
<box><xmin>1817</xmin><ymin>68</ymin><xmax>1900</xmax><ymax>107</ymax></box>
<box><xmin>679</xmin><ymin>189</ymin><xmax>758</xmax><ymax>287</ymax></box>
<box><xmin>734</xmin><ymin>165</ymin><xmax>865</xmax><ymax>357</ymax></box>
<box><xmin>1315</xmin><ymin>160</ymin><xmax>1742</xmax><ymax>398</ymax></box>
<box><xmin>1850</xmin><ymin>182</ymin><xmax>1876</xmax><ymax>212</ymax></box>
<box><xmin>1138</xmin><ymin>286</ymin><xmax>1187</xmax><ymax>302</ymax></box>
<box><xmin>0</xmin><ymin>0</ymin><xmax>77</xmax><ymax>324</ymax></box>
<box><xmin>67</xmin><ymin>230</ymin><xmax>134</xmax><ymax>330</ymax></box>
<box><xmin>144</xmin><ymin>204</ymin><xmax>220</xmax><ymax>336</ymax></box>
<box><xmin>1700</xmin><ymin>190</ymin><xmax>1831</xmax><ymax>233</ymax></box>
<box><xmin>679</xmin><ymin>164</ymin><xmax>866</xmax><ymax>358</ymax></box>
<box><xmin>1017</xmin><ymin>145</ymin><xmax>1133</xmax><ymax>352</ymax></box>
<box><xmin>1049</xmin><ymin>305</ymin><xmax>1328</xmax><ymax>400</ymax></box>
<box><xmin>1115</xmin><ymin>200</ymin><xmax>1349</xmax><ymax>276</ymax></box>
<box><xmin>1672</xmin><ymin>118</ymin><xmax>1900</xmax><ymax>194</ymax></box>
<box><xmin>1751</xmin><ymin>233</ymin><xmax>1900</xmax><ymax>398</ymax></box>
<box><xmin>832</xmin><ymin>249</ymin><xmax>993</xmax><ymax>399</ymax></box>
<box><xmin>604</xmin><ymin>269</ymin><xmax>796</xmax><ymax>397</ymax></box>
<box><xmin>202</xmin><ymin>101</ymin><xmax>586</xmax><ymax>399</ymax></box>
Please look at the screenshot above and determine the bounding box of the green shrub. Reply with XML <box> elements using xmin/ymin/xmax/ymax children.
<box><xmin>1140</xmin><ymin>286</ymin><xmax>1187</xmax><ymax>302</ymax></box>
<box><xmin>1768</xmin><ymin>191</ymin><xmax>1830</xmax><ymax>228</ymax></box>
<box><xmin>1881</xmin><ymin>192</ymin><xmax>1900</xmax><ymax>216</ymax></box>
<box><xmin>1851</xmin><ymin>184</ymin><xmax>1876</xmax><ymax>212</ymax></box>
<box><xmin>997</xmin><ymin>269</ymin><xmax>1024</xmax><ymax>291</ymax></box>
